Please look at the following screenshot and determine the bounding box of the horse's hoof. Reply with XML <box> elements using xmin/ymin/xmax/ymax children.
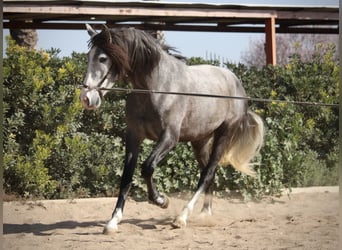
<box><xmin>171</xmin><ymin>216</ymin><xmax>187</xmax><ymax>229</ymax></box>
<box><xmin>200</xmin><ymin>208</ymin><xmax>212</xmax><ymax>218</ymax></box>
<box><xmin>103</xmin><ymin>224</ymin><xmax>118</xmax><ymax>235</ymax></box>
<box><xmin>151</xmin><ymin>194</ymin><xmax>169</xmax><ymax>209</ymax></box>
<box><xmin>160</xmin><ymin>195</ymin><xmax>169</xmax><ymax>209</ymax></box>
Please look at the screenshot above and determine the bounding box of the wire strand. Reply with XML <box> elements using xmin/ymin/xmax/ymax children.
<box><xmin>82</xmin><ymin>86</ymin><xmax>339</xmax><ymax>108</ymax></box>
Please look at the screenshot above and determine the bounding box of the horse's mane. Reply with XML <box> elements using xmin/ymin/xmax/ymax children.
<box><xmin>88</xmin><ymin>27</ymin><xmax>181</xmax><ymax>84</ymax></box>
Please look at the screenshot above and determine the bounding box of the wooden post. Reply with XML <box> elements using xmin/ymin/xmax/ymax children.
<box><xmin>265</xmin><ymin>17</ymin><xmax>276</xmax><ymax>65</ymax></box>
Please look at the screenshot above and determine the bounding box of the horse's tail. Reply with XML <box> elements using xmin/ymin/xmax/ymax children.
<box><xmin>219</xmin><ymin>110</ymin><xmax>264</xmax><ymax>177</ymax></box>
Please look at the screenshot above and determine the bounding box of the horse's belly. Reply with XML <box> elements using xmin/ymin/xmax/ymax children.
<box><xmin>179</xmin><ymin>107</ymin><xmax>225</xmax><ymax>141</ymax></box>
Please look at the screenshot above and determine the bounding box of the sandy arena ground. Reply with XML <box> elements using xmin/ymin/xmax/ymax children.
<box><xmin>3</xmin><ymin>186</ymin><xmax>339</xmax><ymax>250</ymax></box>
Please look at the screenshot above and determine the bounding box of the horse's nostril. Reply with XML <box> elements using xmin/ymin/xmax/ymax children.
<box><xmin>82</xmin><ymin>95</ymin><xmax>89</xmax><ymax>107</ymax></box>
<box><xmin>80</xmin><ymin>90</ymin><xmax>101</xmax><ymax>110</ymax></box>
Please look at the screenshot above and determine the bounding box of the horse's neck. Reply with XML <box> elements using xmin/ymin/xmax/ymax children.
<box><xmin>130</xmin><ymin>52</ymin><xmax>185</xmax><ymax>90</ymax></box>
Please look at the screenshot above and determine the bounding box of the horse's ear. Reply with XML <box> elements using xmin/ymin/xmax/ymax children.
<box><xmin>101</xmin><ymin>24</ymin><xmax>112</xmax><ymax>44</ymax></box>
<box><xmin>86</xmin><ymin>24</ymin><xmax>97</xmax><ymax>38</ymax></box>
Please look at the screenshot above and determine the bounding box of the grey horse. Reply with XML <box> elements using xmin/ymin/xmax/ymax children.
<box><xmin>80</xmin><ymin>24</ymin><xmax>264</xmax><ymax>234</ymax></box>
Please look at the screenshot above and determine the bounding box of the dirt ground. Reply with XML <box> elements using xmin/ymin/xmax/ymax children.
<box><xmin>3</xmin><ymin>186</ymin><xmax>339</xmax><ymax>250</ymax></box>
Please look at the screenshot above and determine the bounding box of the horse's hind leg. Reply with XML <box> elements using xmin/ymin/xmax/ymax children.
<box><xmin>191</xmin><ymin>138</ymin><xmax>214</xmax><ymax>216</ymax></box>
<box><xmin>173</xmin><ymin>165</ymin><xmax>217</xmax><ymax>228</ymax></box>
<box><xmin>173</xmin><ymin>127</ymin><xmax>227</xmax><ymax>228</ymax></box>
<box><xmin>201</xmin><ymin>182</ymin><xmax>214</xmax><ymax>216</ymax></box>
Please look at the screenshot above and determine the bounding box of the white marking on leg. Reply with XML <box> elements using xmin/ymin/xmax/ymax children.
<box><xmin>103</xmin><ymin>208</ymin><xmax>122</xmax><ymax>234</ymax></box>
<box><xmin>156</xmin><ymin>196</ymin><xmax>165</xmax><ymax>205</ymax></box>
<box><xmin>186</xmin><ymin>188</ymin><xmax>203</xmax><ymax>213</ymax></box>
<box><xmin>174</xmin><ymin>186</ymin><xmax>204</xmax><ymax>227</ymax></box>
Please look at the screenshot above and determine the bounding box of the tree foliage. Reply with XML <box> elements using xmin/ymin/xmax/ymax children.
<box><xmin>3</xmin><ymin>36</ymin><xmax>339</xmax><ymax>200</ymax></box>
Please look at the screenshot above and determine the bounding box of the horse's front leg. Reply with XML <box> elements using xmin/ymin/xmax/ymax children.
<box><xmin>103</xmin><ymin>132</ymin><xmax>142</xmax><ymax>234</ymax></box>
<box><xmin>141</xmin><ymin>129</ymin><xmax>178</xmax><ymax>208</ymax></box>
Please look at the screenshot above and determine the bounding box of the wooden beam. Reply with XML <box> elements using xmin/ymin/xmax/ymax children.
<box><xmin>3</xmin><ymin>21</ymin><xmax>338</xmax><ymax>34</ymax></box>
<box><xmin>3</xmin><ymin>2</ymin><xmax>338</xmax><ymax>36</ymax></box>
<box><xmin>265</xmin><ymin>17</ymin><xmax>276</xmax><ymax>65</ymax></box>
<box><xmin>3</xmin><ymin>5</ymin><xmax>275</xmax><ymax>20</ymax></box>
<box><xmin>2</xmin><ymin>21</ymin><xmax>267</xmax><ymax>32</ymax></box>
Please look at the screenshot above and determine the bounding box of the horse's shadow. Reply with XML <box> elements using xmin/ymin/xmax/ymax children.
<box><xmin>4</xmin><ymin>217</ymin><xmax>173</xmax><ymax>236</ymax></box>
<box><xmin>121</xmin><ymin>217</ymin><xmax>173</xmax><ymax>230</ymax></box>
<box><xmin>4</xmin><ymin>220</ymin><xmax>106</xmax><ymax>236</ymax></box>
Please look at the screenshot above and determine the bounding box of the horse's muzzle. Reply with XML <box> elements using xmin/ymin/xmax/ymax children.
<box><xmin>80</xmin><ymin>88</ymin><xmax>102</xmax><ymax>110</ymax></box>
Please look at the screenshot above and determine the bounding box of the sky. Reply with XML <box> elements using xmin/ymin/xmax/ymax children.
<box><xmin>3</xmin><ymin>0</ymin><xmax>339</xmax><ymax>63</ymax></box>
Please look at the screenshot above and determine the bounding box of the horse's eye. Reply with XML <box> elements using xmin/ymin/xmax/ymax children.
<box><xmin>99</xmin><ymin>57</ymin><xmax>107</xmax><ymax>63</ymax></box>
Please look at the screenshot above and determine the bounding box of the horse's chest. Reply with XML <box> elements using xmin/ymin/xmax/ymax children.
<box><xmin>126</xmin><ymin>96</ymin><xmax>163</xmax><ymax>140</ymax></box>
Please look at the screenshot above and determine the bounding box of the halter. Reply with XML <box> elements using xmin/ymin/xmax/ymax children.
<box><xmin>82</xmin><ymin>63</ymin><xmax>114</xmax><ymax>92</ymax></box>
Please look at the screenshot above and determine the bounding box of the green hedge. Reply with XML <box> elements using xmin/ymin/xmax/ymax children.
<box><xmin>3</xmin><ymin>38</ymin><xmax>338</xmax><ymax>199</ymax></box>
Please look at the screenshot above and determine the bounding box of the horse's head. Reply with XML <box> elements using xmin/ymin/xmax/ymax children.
<box><xmin>80</xmin><ymin>24</ymin><xmax>123</xmax><ymax>110</ymax></box>
<box><xmin>80</xmin><ymin>24</ymin><xmax>165</xmax><ymax>109</ymax></box>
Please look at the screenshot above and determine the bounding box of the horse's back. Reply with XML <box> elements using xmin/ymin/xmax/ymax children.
<box><xmin>184</xmin><ymin>64</ymin><xmax>247</xmax><ymax>116</ymax></box>
<box><xmin>187</xmin><ymin>64</ymin><xmax>243</xmax><ymax>94</ymax></box>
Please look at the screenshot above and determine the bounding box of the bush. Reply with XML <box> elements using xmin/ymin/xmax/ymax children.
<box><xmin>3</xmin><ymin>37</ymin><xmax>338</xmax><ymax>200</ymax></box>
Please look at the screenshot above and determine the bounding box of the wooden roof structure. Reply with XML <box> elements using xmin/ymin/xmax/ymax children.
<box><xmin>3</xmin><ymin>0</ymin><xmax>339</xmax><ymax>65</ymax></box>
